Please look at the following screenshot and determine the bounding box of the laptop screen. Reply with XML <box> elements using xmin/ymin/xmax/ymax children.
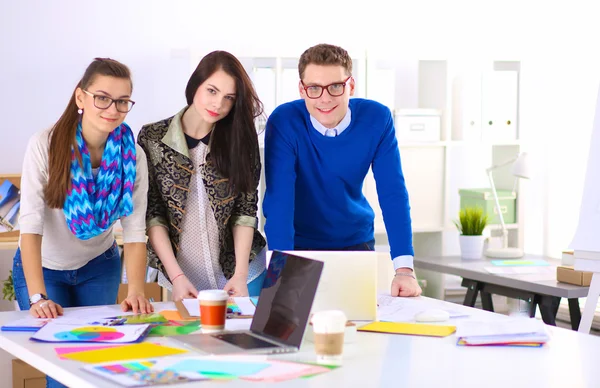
<box><xmin>250</xmin><ymin>251</ymin><xmax>324</xmax><ymax>348</ymax></box>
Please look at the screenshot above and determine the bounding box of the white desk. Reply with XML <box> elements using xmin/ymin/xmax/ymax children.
<box><xmin>1</xmin><ymin>300</ymin><xmax>600</xmax><ymax>387</ymax></box>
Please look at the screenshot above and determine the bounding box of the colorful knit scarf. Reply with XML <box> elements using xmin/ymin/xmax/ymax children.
<box><xmin>63</xmin><ymin>122</ymin><xmax>136</xmax><ymax>240</ymax></box>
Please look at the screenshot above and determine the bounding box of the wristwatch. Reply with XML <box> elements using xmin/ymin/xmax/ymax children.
<box><xmin>29</xmin><ymin>293</ymin><xmax>48</xmax><ymax>306</ymax></box>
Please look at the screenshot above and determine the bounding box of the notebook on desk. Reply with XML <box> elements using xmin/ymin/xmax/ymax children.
<box><xmin>168</xmin><ymin>251</ymin><xmax>324</xmax><ymax>355</ymax></box>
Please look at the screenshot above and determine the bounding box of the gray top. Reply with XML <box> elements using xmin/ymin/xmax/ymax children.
<box><xmin>414</xmin><ymin>255</ymin><xmax>590</xmax><ymax>298</ymax></box>
<box><xmin>18</xmin><ymin>128</ymin><xmax>149</xmax><ymax>270</ymax></box>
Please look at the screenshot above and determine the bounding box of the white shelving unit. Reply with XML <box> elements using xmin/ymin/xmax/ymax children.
<box><xmin>364</xmin><ymin>54</ymin><xmax>524</xmax><ymax>302</ymax></box>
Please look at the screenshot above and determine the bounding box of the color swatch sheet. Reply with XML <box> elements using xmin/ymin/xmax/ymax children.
<box><xmin>359</xmin><ymin>321</ymin><xmax>456</xmax><ymax>337</ymax></box>
<box><xmin>30</xmin><ymin>322</ymin><xmax>151</xmax><ymax>343</ymax></box>
<box><xmin>83</xmin><ymin>359</ymin><xmax>206</xmax><ymax>387</ymax></box>
<box><xmin>82</xmin><ymin>355</ymin><xmax>331</xmax><ymax>386</ymax></box>
<box><xmin>227</xmin><ymin>297</ymin><xmax>257</xmax><ymax>317</ymax></box>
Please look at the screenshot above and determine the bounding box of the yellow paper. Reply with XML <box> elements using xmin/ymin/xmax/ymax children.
<box><xmin>358</xmin><ymin>321</ymin><xmax>456</xmax><ymax>337</ymax></box>
<box><xmin>62</xmin><ymin>342</ymin><xmax>187</xmax><ymax>363</ymax></box>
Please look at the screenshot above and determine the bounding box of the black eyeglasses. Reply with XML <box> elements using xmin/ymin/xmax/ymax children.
<box><xmin>300</xmin><ymin>76</ymin><xmax>352</xmax><ymax>99</ymax></box>
<box><xmin>83</xmin><ymin>90</ymin><xmax>135</xmax><ymax>113</ymax></box>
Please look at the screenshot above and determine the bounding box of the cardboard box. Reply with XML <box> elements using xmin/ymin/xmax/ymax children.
<box><xmin>395</xmin><ymin>109</ymin><xmax>441</xmax><ymax>142</ymax></box>
<box><xmin>557</xmin><ymin>265</ymin><xmax>593</xmax><ymax>286</ymax></box>
<box><xmin>117</xmin><ymin>282</ymin><xmax>162</xmax><ymax>303</ymax></box>
<box><xmin>12</xmin><ymin>359</ymin><xmax>45</xmax><ymax>388</ymax></box>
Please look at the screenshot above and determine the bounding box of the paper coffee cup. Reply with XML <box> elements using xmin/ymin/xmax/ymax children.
<box><xmin>311</xmin><ymin>310</ymin><xmax>347</xmax><ymax>365</ymax></box>
<box><xmin>198</xmin><ymin>290</ymin><xmax>228</xmax><ymax>333</ymax></box>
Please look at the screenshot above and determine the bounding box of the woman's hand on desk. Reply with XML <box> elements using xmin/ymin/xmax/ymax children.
<box><xmin>223</xmin><ymin>274</ymin><xmax>249</xmax><ymax>297</ymax></box>
<box><xmin>391</xmin><ymin>269</ymin><xmax>423</xmax><ymax>297</ymax></box>
<box><xmin>31</xmin><ymin>299</ymin><xmax>63</xmax><ymax>318</ymax></box>
<box><xmin>121</xmin><ymin>292</ymin><xmax>154</xmax><ymax>314</ymax></box>
<box><xmin>171</xmin><ymin>274</ymin><xmax>198</xmax><ymax>301</ymax></box>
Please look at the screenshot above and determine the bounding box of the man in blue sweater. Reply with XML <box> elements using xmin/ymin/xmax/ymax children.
<box><xmin>263</xmin><ymin>44</ymin><xmax>421</xmax><ymax>297</ymax></box>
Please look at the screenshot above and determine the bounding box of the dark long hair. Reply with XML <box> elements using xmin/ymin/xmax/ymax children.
<box><xmin>44</xmin><ymin>58</ymin><xmax>132</xmax><ymax>209</ymax></box>
<box><xmin>185</xmin><ymin>51</ymin><xmax>263</xmax><ymax>194</ymax></box>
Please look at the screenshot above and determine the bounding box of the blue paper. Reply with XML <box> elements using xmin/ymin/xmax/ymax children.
<box><xmin>166</xmin><ymin>359</ymin><xmax>270</xmax><ymax>377</ymax></box>
<box><xmin>491</xmin><ymin>259</ymin><xmax>549</xmax><ymax>267</ymax></box>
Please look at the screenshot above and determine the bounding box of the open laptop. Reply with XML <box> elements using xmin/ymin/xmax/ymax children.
<box><xmin>289</xmin><ymin>251</ymin><xmax>378</xmax><ymax>321</ymax></box>
<box><xmin>169</xmin><ymin>251</ymin><xmax>324</xmax><ymax>355</ymax></box>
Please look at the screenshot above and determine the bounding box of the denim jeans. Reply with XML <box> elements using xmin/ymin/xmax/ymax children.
<box><xmin>13</xmin><ymin>243</ymin><xmax>121</xmax><ymax>388</ymax></box>
<box><xmin>295</xmin><ymin>239</ymin><xmax>376</xmax><ymax>252</ymax></box>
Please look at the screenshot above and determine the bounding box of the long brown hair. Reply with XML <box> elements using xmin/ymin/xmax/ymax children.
<box><xmin>44</xmin><ymin>58</ymin><xmax>132</xmax><ymax>209</ymax></box>
<box><xmin>185</xmin><ymin>51</ymin><xmax>263</xmax><ymax>194</ymax></box>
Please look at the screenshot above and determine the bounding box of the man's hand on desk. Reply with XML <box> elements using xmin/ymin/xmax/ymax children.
<box><xmin>391</xmin><ymin>268</ymin><xmax>422</xmax><ymax>297</ymax></box>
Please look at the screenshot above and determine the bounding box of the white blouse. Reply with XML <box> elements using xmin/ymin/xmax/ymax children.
<box><xmin>159</xmin><ymin>142</ymin><xmax>265</xmax><ymax>291</ymax></box>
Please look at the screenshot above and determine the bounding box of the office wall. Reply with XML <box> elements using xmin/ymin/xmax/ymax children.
<box><xmin>1</xmin><ymin>0</ymin><xmax>600</xmax><ymax>258</ymax></box>
<box><xmin>0</xmin><ymin>0</ymin><xmax>362</xmax><ymax>173</ymax></box>
<box><xmin>520</xmin><ymin>57</ymin><xmax>600</xmax><ymax>257</ymax></box>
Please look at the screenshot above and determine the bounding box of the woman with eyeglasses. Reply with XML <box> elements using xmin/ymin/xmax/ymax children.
<box><xmin>137</xmin><ymin>51</ymin><xmax>267</xmax><ymax>301</ymax></box>
<box><xmin>13</xmin><ymin>59</ymin><xmax>153</xmax><ymax>350</ymax></box>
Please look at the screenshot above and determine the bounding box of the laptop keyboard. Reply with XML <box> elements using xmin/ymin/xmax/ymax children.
<box><xmin>213</xmin><ymin>333</ymin><xmax>278</xmax><ymax>350</ymax></box>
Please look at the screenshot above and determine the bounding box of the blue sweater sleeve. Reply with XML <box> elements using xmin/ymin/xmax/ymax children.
<box><xmin>372</xmin><ymin>110</ymin><xmax>415</xmax><ymax>258</ymax></box>
<box><xmin>263</xmin><ymin>115</ymin><xmax>297</xmax><ymax>250</ymax></box>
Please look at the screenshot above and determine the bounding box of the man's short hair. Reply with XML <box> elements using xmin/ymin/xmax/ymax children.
<box><xmin>298</xmin><ymin>44</ymin><xmax>353</xmax><ymax>80</ymax></box>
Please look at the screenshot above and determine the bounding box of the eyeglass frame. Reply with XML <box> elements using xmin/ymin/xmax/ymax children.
<box><xmin>82</xmin><ymin>90</ymin><xmax>136</xmax><ymax>113</ymax></box>
<box><xmin>300</xmin><ymin>76</ymin><xmax>353</xmax><ymax>99</ymax></box>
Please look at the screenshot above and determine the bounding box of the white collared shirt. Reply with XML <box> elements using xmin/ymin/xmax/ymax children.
<box><xmin>310</xmin><ymin>108</ymin><xmax>352</xmax><ymax>137</ymax></box>
<box><xmin>307</xmin><ymin>106</ymin><xmax>414</xmax><ymax>271</ymax></box>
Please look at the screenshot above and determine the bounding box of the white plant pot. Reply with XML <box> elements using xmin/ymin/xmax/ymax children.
<box><xmin>459</xmin><ymin>235</ymin><xmax>485</xmax><ymax>259</ymax></box>
<box><xmin>13</xmin><ymin>300</ymin><xmax>20</xmax><ymax>311</ymax></box>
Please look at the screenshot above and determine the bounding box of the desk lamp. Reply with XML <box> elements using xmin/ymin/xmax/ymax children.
<box><xmin>485</xmin><ymin>152</ymin><xmax>530</xmax><ymax>258</ymax></box>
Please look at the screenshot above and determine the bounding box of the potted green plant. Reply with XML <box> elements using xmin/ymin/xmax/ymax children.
<box><xmin>2</xmin><ymin>270</ymin><xmax>18</xmax><ymax>310</ymax></box>
<box><xmin>454</xmin><ymin>206</ymin><xmax>488</xmax><ymax>259</ymax></box>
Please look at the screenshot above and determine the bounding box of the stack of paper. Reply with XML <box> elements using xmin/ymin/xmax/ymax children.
<box><xmin>456</xmin><ymin>318</ymin><xmax>550</xmax><ymax>347</ymax></box>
